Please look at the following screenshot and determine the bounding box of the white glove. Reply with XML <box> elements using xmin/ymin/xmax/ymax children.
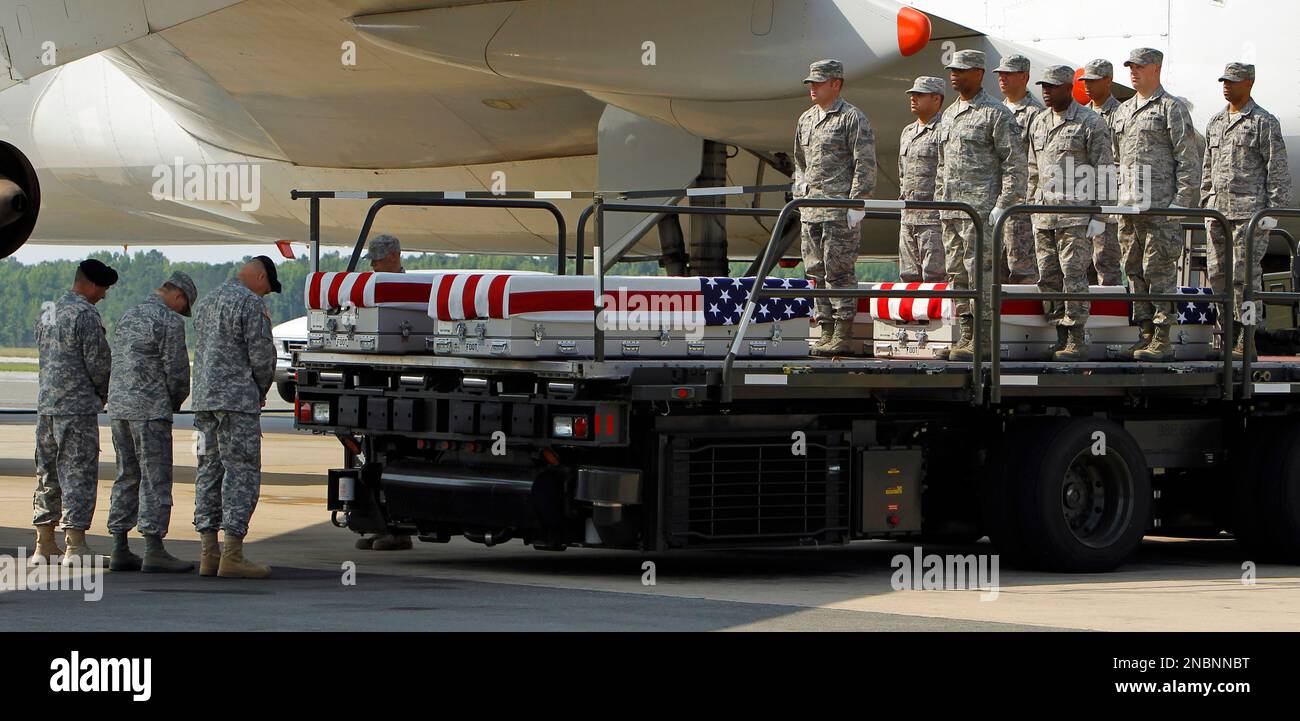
<box><xmin>1087</xmin><ymin>219</ymin><xmax>1106</xmax><ymax>238</ymax></box>
<box><xmin>793</xmin><ymin>181</ymin><xmax>810</xmax><ymax>197</ymax></box>
<box><xmin>990</xmin><ymin>207</ymin><xmax>1007</xmax><ymax>227</ymax></box>
<box><xmin>1260</xmin><ymin>216</ymin><xmax>1279</xmax><ymax>231</ymax></box>
<box><xmin>847</xmin><ymin>209</ymin><xmax>866</xmax><ymax>230</ymax></box>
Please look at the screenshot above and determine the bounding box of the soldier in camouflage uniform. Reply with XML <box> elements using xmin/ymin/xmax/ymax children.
<box><xmin>32</xmin><ymin>259</ymin><xmax>117</xmax><ymax>566</ymax></box>
<box><xmin>355</xmin><ymin>234</ymin><xmax>415</xmax><ymax>552</ymax></box>
<box><xmin>191</xmin><ymin>257</ymin><xmax>280</xmax><ymax>579</ymax></box>
<box><xmin>793</xmin><ymin>59</ymin><xmax>878</xmax><ymax>357</ymax></box>
<box><xmin>1200</xmin><ymin>62</ymin><xmax>1292</xmax><ymax>360</ymax></box>
<box><xmin>1081</xmin><ymin>59</ymin><xmax>1125</xmax><ymax>287</ymax></box>
<box><xmin>934</xmin><ymin>49</ymin><xmax>1027</xmax><ymax>361</ymax></box>
<box><xmin>995</xmin><ymin>54</ymin><xmax>1046</xmax><ymax>285</ymax></box>
<box><xmin>898</xmin><ymin>76</ymin><xmax>946</xmax><ymax>283</ymax></box>
<box><xmin>1028</xmin><ymin>66</ymin><xmax>1116</xmax><ymax>361</ymax></box>
<box><xmin>1112</xmin><ymin>48</ymin><xmax>1203</xmax><ymax>361</ymax></box>
<box><xmin>106</xmin><ymin>271</ymin><xmax>197</xmax><ymax>573</ymax></box>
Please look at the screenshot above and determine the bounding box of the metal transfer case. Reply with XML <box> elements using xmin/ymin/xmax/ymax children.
<box><xmin>304</xmin><ymin>271</ymin><xmax>442</xmax><ymax>354</ymax></box>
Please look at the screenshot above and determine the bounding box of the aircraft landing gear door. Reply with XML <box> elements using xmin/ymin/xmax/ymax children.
<box><xmin>859</xmin><ymin>449</ymin><xmax>923</xmax><ymax>534</ymax></box>
<box><xmin>751</xmin><ymin>0</ymin><xmax>773</xmax><ymax>36</ymax></box>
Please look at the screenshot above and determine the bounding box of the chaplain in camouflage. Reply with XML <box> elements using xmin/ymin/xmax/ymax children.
<box><xmin>32</xmin><ymin>259</ymin><xmax>117</xmax><ymax>566</ymax></box>
<box><xmin>191</xmin><ymin>256</ymin><xmax>280</xmax><ymax>579</ymax></box>
<box><xmin>1201</xmin><ymin>62</ymin><xmax>1292</xmax><ymax>360</ymax></box>
<box><xmin>1112</xmin><ymin>48</ymin><xmax>1203</xmax><ymax>361</ymax></box>
<box><xmin>793</xmin><ymin>58</ymin><xmax>877</xmax><ymax>357</ymax></box>
<box><xmin>934</xmin><ymin>49</ymin><xmax>1027</xmax><ymax>361</ymax></box>
<box><xmin>995</xmin><ymin>54</ymin><xmax>1046</xmax><ymax>285</ymax></box>
<box><xmin>105</xmin><ymin>271</ymin><xmax>198</xmax><ymax>574</ymax></box>
<box><xmin>1081</xmin><ymin>58</ymin><xmax>1125</xmax><ymax>287</ymax></box>
<box><xmin>1028</xmin><ymin>65</ymin><xmax>1116</xmax><ymax>361</ymax></box>
<box><xmin>898</xmin><ymin>76</ymin><xmax>946</xmax><ymax>283</ymax></box>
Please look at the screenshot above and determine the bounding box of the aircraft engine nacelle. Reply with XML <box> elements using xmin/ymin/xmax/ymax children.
<box><xmin>0</xmin><ymin>141</ymin><xmax>41</xmax><ymax>259</ymax></box>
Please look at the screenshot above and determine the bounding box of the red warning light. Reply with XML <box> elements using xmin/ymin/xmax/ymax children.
<box><xmin>898</xmin><ymin>7</ymin><xmax>931</xmax><ymax>58</ymax></box>
<box><xmin>1072</xmin><ymin>67</ymin><xmax>1091</xmax><ymax>106</ymax></box>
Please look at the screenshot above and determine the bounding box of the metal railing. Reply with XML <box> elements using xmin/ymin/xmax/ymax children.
<box><xmin>1241</xmin><ymin>208</ymin><xmax>1300</xmax><ymax>399</ymax></box>
<box><xmin>990</xmin><ymin>204</ymin><xmax>1235</xmax><ymax>403</ymax></box>
<box><xmin>720</xmin><ymin>198</ymin><xmax>987</xmax><ymax>404</ymax></box>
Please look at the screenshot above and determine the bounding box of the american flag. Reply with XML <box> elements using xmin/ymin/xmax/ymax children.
<box><xmin>1176</xmin><ymin>287</ymin><xmax>1218</xmax><ymax>326</ymax></box>
<box><xmin>701</xmin><ymin>277</ymin><xmax>813</xmax><ymax>326</ymax></box>
<box><xmin>305</xmin><ymin>271</ymin><xmax>439</xmax><ymax>311</ymax></box>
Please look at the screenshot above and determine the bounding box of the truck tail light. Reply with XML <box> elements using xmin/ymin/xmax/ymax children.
<box><xmin>552</xmin><ymin>415</ymin><xmax>589</xmax><ymax>439</ymax></box>
<box><xmin>297</xmin><ymin>402</ymin><xmax>313</xmax><ymax>424</ymax></box>
<box><xmin>313</xmin><ymin>403</ymin><xmax>332</xmax><ymax>424</ymax></box>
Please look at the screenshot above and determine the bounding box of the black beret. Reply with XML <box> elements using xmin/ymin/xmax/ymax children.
<box><xmin>78</xmin><ymin>259</ymin><xmax>118</xmax><ymax>287</ymax></box>
<box><xmin>254</xmin><ymin>255</ymin><xmax>282</xmax><ymax>294</ymax></box>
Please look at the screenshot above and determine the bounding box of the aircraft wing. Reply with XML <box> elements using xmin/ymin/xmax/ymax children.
<box><xmin>0</xmin><ymin>0</ymin><xmax>243</xmax><ymax>90</ymax></box>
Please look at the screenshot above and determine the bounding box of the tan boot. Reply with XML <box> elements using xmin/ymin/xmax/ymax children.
<box><xmin>1124</xmin><ymin>320</ymin><xmax>1155</xmax><ymax>359</ymax></box>
<box><xmin>217</xmin><ymin>534</ymin><xmax>271</xmax><ymax>579</ymax></box>
<box><xmin>1045</xmin><ymin>325</ymin><xmax>1069</xmax><ymax>360</ymax></box>
<box><xmin>30</xmin><ymin>523</ymin><xmax>62</xmax><ymax>564</ymax></box>
<box><xmin>61</xmin><ymin>528</ymin><xmax>98</xmax><ymax>568</ymax></box>
<box><xmin>936</xmin><ymin>316</ymin><xmax>973</xmax><ymax>361</ymax></box>
<box><xmin>1054</xmin><ymin>326</ymin><xmax>1088</xmax><ymax>362</ymax></box>
<box><xmin>948</xmin><ymin>317</ymin><xmax>979</xmax><ymax>362</ymax></box>
<box><xmin>1230</xmin><ymin>326</ymin><xmax>1254</xmax><ymax>361</ymax></box>
<box><xmin>813</xmin><ymin>321</ymin><xmax>852</xmax><ymax>357</ymax></box>
<box><xmin>370</xmin><ymin>533</ymin><xmax>414</xmax><ymax>551</ymax></box>
<box><xmin>199</xmin><ymin>531</ymin><xmax>222</xmax><ymax>577</ymax></box>
<box><xmin>1134</xmin><ymin>324</ymin><xmax>1174</xmax><ymax>361</ymax></box>
<box><xmin>810</xmin><ymin>321</ymin><xmax>835</xmax><ymax>354</ymax></box>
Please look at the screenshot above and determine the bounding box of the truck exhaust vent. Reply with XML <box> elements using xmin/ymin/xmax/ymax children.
<box><xmin>665</xmin><ymin>434</ymin><xmax>849</xmax><ymax>545</ymax></box>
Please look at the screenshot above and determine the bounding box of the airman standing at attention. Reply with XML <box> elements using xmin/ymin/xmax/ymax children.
<box><xmin>1200</xmin><ymin>62</ymin><xmax>1292</xmax><ymax>360</ymax></box>
<box><xmin>32</xmin><ymin>259</ymin><xmax>117</xmax><ymax>566</ymax></box>
<box><xmin>995</xmin><ymin>54</ymin><xmax>1046</xmax><ymax>285</ymax></box>
<box><xmin>1028</xmin><ymin>66</ymin><xmax>1115</xmax><ymax>361</ymax></box>
<box><xmin>1111</xmin><ymin>48</ymin><xmax>1202</xmax><ymax>361</ymax></box>
<box><xmin>1081</xmin><ymin>58</ymin><xmax>1125</xmax><ymax>287</ymax></box>
<box><xmin>898</xmin><ymin>76</ymin><xmax>946</xmax><ymax>282</ymax></box>
<box><xmin>933</xmin><ymin>49</ymin><xmax>1027</xmax><ymax>361</ymax></box>
<box><xmin>793</xmin><ymin>59</ymin><xmax>878</xmax><ymax>357</ymax></box>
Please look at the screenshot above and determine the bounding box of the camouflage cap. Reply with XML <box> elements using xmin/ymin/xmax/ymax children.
<box><xmin>1080</xmin><ymin>59</ymin><xmax>1113</xmax><ymax>81</ymax></box>
<box><xmin>1036</xmin><ymin>65</ymin><xmax>1076</xmax><ymax>87</ymax></box>
<box><xmin>994</xmin><ymin>54</ymin><xmax>1031</xmax><ymax>73</ymax></box>
<box><xmin>906</xmin><ymin>76</ymin><xmax>946</xmax><ymax>96</ymax></box>
<box><xmin>364</xmin><ymin>233</ymin><xmax>402</xmax><ymax>262</ymax></box>
<box><xmin>946</xmin><ymin>49</ymin><xmax>986</xmax><ymax>71</ymax></box>
<box><xmin>803</xmin><ymin>59</ymin><xmax>845</xmax><ymax>84</ymax></box>
<box><xmin>1124</xmin><ymin>47</ymin><xmax>1164</xmax><ymax>67</ymax></box>
<box><xmin>1218</xmin><ymin>62</ymin><xmax>1255</xmax><ymax>82</ymax></box>
<box><xmin>165</xmin><ymin>270</ymin><xmax>198</xmax><ymax>316</ymax></box>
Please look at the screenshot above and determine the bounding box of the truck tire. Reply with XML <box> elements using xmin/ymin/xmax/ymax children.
<box><xmin>982</xmin><ymin>418</ymin><xmax>1067</xmax><ymax>566</ymax></box>
<box><xmin>1009</xmin><ymin>418</ymin><xmax>1150</xmax><ymax>572</ymax></box>
<box><xmin>277</xmin><ymin>380</ymin><xmax>296</xmax><ymax>403</ymax></box>
<box><xmin>1243</xmin><ymin>422</ymin><xmax>1300</xmax><ymax>562</ymax></box>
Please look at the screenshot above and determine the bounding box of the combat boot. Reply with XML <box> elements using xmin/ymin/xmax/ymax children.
<box><xmin>30</xmin><ymin>523</ymin><xmax>62</xmax><ymax>564</ymax></box>
<box><xmin>108</xmin><ymin>531</ymin><xmax>142</xmax><ymax>572</ymax></box>
<box><xmin>1230</xmin><ymin>327</ymin><xmax>1255</xmax><ymax>362</ymax></box>
<box><xmin>1124</xmin><ymin>320</ymin><xmax>1155</xmax><ymax>360</ymax></box>
<box><xmin>810</xmin><ymin>321</ymin><xmax>835</xmax><ymax>354</ymax></box>
<box><xmin>61</xmin><ymin>529</ymin><xmax>98</xmax><ymax>568</ymax></box>
<box><xmin>948</xmin><ymin>317</ymin><xmax>981</xmax><ymax>362</ymax></box>
<box><xmin>813</xmin><ymin>321</ymin><xmax>853</xmax><ymax>357</ymax></box>
<box><xmin>199</xmin><ymin>531</ymin><xmax>221</xmax><ymax>577</ymax></box>
<box><xmin>936</xmin><ymin>316</ymin><xmax>973</xmax><ymax>361</ymax></box>
<box><xmin>217</xmin><ymin>534</ymin><xmax>271</xmax><ymax>579</ymax></box>
<box><xmin>1045</xmin><ymin>325</ymin><xmax>1069</xmax><ymax>360</ymax></box>
<box><xmin>1054</xmin><ymin>326</ymin><xmax>1088</xmax><ymax>362</ymax></box>
<box><xmin>370</xmin><ymin>533</ymin><xmax>414</xmax><ymax>551</ymax></box>
<box><xmin>355</xmin><ymin>534</ymin><xmax>377</xmax><ymax>550</ymax></box>
<box><xmin>1134</xmin><ymin>324</ymin><xmax>1175</xmax><ymax>362</ymax></box>
<box><xmin>141</xmin><ymin>535</ymin><xmax>193</xmax><ymax>573</ymax></box>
